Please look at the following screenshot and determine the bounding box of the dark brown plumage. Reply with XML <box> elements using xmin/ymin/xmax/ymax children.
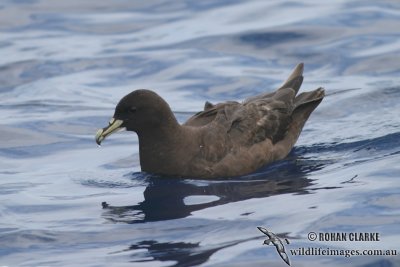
<box><xmin>95</xmin><ymin>63</ymin><xmax>324</xmax><ymax>178</ymax></box>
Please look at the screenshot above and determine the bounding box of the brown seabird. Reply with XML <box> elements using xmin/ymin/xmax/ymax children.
<box><xmin>95</xmin><ymin>63</ymin><xmax>324</xmax><ymax>178</ymax></box>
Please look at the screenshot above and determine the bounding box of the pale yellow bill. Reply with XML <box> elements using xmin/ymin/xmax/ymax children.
<box><xmin>95</xmin><ymin>118</ymin><xmax>124</xmax><ymax>145</ymax></box>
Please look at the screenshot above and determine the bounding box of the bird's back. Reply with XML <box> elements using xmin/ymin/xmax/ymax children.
<box><xmin>182</xmin><ymin>63</ymin><xmax>324</xmax><ymax>178</ymax></box>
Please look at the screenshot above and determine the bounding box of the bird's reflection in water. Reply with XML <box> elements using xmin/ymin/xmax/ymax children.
<box><xmin>124</xmin><ymin>240</ymin><xmax>246</xmax><ymax>267</ymax></box>
<box><xmin>102</xmin><ymin>152</ymin><xmax>328</xmax><ymax>224</ymax></box>
<box><xmin>112</xmin><ymin>235</ymin><xmax>263</xmax><ymax>267</ymax></box>
<box><xmin>101</xmin><ymin>151</ymin><xmax>333</xmax><ymax>266</ymax></box>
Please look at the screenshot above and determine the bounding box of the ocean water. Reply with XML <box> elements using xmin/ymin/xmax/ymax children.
<box><xmin>0</xmin><ymin>0</ymin><xmax>399</xmax><ymax>266</ymax></box>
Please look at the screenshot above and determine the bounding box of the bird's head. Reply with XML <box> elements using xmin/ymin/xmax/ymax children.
<box><xmin>95</xmin><ymin>89</ymin><xmax>176</xmax><ymax>145</ymax></box>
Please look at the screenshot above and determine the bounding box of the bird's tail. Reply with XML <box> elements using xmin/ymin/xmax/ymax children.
<box><xmin>272</xmin><ymin>87</ymin><xmax>324</xmax><ymax>160</ymax></box>
<box><xmin>286</xmin><ymin>87</ymin><xmax>325</xmax><ymax>143</ymax></box>
<box><xmin>277</xmin><ymin>63</ymin><xmax>324</xmax><ymax>113</ymax></box>
<box><xmin>293</xmin><ymin>87</ymin><xmax>325</xmax><ymax>111</ymax></box>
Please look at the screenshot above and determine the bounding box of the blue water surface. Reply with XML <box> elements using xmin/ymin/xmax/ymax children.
<box><xmin>0</xmin><ymin>1</ymin><xmax>399</xmax><ymax>266</ymax></box>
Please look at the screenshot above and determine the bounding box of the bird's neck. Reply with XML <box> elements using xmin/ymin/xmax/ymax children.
<box><xmin>137</xmin><ymin>117</ymin><xmax>193</xmax><ymax>176</ymax></box>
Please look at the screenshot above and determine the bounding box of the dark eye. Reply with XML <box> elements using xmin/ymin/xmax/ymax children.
<box><xmin>129</xmin><ymin>107</ymin><xmax>137</xmax><ymax>113</ymax></box>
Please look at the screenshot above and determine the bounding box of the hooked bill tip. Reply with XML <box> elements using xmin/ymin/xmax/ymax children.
<box><xmin>95</xmin><ymin>129</ymin><xmax>104</xmax><ymax>146</ymax></box>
